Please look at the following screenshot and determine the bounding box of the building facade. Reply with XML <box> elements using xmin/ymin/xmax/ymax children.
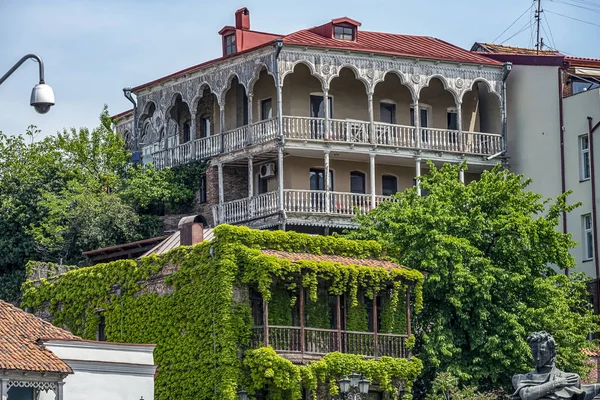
<box><xmin>115</xmin><ymin>7</ymin><xmax>510</xmax><ymax>234</ymax></box>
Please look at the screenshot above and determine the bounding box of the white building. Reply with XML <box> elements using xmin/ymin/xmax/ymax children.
<box><xmin>0</xmin><ymin>300</ymin><xmax>156</xmax><ymax>400</ymax></box>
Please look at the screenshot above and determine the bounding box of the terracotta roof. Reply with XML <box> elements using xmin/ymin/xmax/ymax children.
<box><xmin>111</xmin><ymin>108</ymin><xmax>133</xmax><ymax>120</ymax></box>
<box><xmin>261</xmin><ymin>249</ymin><xmax>404</xmax><ymax>270</ymax></box>
<box><xmin>472</xmin><ymin>42</ymin><xmax>560</xmax><ymax>56</ymax></box>
<box><xmin>284</xmin><ymin>30</ymin><xmax>501</xmax><ymax>65</ymax></box>
<box><xmin>583</xmin><ymin>348</ymin><xmax>600</xmax><ymax>357</ymax></box>
<box><xmin>566</xmin><ymin>56</ymin><xmax>600</xmax><ymax>69</ymax></box>
<box><xmin>0</xmin><ymin>300</ymin><xmax>78</xmax><ymax>374</ymax></box>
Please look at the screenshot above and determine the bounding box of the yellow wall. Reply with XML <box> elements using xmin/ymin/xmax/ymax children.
<box><xmin>252</xmin><ymin>69</ymin><xmax>277</xmax><ymax>121</ymax></box>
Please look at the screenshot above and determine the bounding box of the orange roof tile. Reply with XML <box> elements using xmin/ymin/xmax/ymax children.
<box><xmin>472</xmin><ymin>42</ymin><xmax>559</xmax><ymax>56</ymax></box>
<box><xmin>583</xmin><ymin>348</ymin><xmax>600</xmax><ymax>357</ymax></box>
<box><xmin>261</xmin><ymin>249</ymin><xmax>404</xmax><ymax>270</ymax></box>
<box><xmin>0</xmin><ymin>300</ymin><xmax>78</xmax><ymax>374</ymax></box>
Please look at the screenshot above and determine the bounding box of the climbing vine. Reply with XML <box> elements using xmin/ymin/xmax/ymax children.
<box><xmin>22</xmin><ymin>225</ymin><xmax>423</xmax><ymax>400</ymax></box>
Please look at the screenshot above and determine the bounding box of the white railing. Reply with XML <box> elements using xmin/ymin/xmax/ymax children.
<box><xmin>223</xmin><ymin>126</ymin><xmax>248</xmax><ymax>153</ymax></box>
<box><xmin>282</xmin><ymin>116</ymin><xmax>325</xmax><ymax>140</ymax></box>
<box><xmin>251</xmin><ymin>118</ymin><xmax>278</xmax><ymax>144</ymax></box>
<box><xmin>374</xmin><ymin>122</ymin><xmax>416</xmax><ymax>148</ymax></box>
<box><xmin>214</xmin><ymin>190</ymin><xmax>397</xmax><ymax>225</ymax></box>
<box><xmin>329</xmin><ymin>119</ymin><xmax>370</xmax><ymax>143</ymax></box>
<box><xmin>149</xmin><ymin>116</ymin><xmax>504</xmax><ymax>170</ymax></box>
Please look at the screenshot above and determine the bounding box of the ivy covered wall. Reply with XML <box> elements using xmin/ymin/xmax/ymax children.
<box><xmin>22</xmin><ymin>225</ymin><xmax>424</xmax><ymax>400</ymax></box>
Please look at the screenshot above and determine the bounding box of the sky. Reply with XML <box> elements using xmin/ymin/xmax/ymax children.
<box><xmin>0</xmin><ymin>0</ymin><xmax>599</xmax><ymax>138</ymax></box>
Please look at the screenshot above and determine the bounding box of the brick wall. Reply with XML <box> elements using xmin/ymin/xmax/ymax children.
<box><xmin>583</xmin><ymin>357</ymin><xmax>600</xmax><ymax>383</ymax></box>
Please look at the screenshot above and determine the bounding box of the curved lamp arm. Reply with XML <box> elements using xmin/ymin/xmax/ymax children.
<box><xmin>0</xmin><ymin>54</ymin><xmax>45</xmax><ymax>86</ymax></box>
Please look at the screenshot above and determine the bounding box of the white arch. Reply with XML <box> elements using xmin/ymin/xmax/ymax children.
<box><xmin>461</xmin><ymin>77</ymin><xmax>503</xmax><ymax>105</ymax></box>
<box><xmin>328</xmin><ymin>64</ymin><xmax>370</xmax><ymax>93</ymax></box>
<box><xmin>373</xmin><ymin>69</ymin><xmax>417</xmax><ymax>101</ymax></box>
<box><xmin>247</xmin><ymin>63</ymin><xmax>276</xmax><ymax>95</ymax></box>
<box><xmin>420</xmin><ymin>75</ymin><xmax>459</xmax><ymax>103</ymax></box>
<box><xmin>280</xmin><ymin>60</ymin><xmax>326</xmax><ymax>89</ymax></box>
<box><xmin>191</xmin><ymin>82</ymin><xmax>217</xmax><ymax>112</ymax></box>
<box><xmin>220</xmin><ymin>72</ymin><xmax>247</xmax><ymax>100</ymax></box>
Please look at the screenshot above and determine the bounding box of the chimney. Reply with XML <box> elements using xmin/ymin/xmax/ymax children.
<box><xmin>178</xmin><ymin>216</ymin><xmax>205</xmax><ymax>246</ymax></box>
<box><xmin>235</xmin><ymin>7</ymin><xmax>250</xmax><ymax>30</ymax></box>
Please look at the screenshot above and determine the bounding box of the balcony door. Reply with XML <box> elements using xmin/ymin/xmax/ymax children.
<box><xmin>410</xmin><ymin>105</ymin><xmax>431</xmax><ymax>143</ymax></box>
<box><xmin>310</xmin><ymin>168</ymin><xmax>333</xmax><ymax>211</ymax></box>
<box><xmin>309</xmin><ymin>95</ymin><xmax>333</xmax><ymax>139</ymax></box>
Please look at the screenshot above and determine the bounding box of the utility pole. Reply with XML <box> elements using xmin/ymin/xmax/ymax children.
<box><xmin>535</xmin><ymin>0</ymin><xmax>542</xmax><ymax>54</ymax></box>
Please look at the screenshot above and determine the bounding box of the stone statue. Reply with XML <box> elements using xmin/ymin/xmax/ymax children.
<box><xmin>510</xmin><ymin>331</ymin><xmax>600</xmax><ymax>400</ymax></box>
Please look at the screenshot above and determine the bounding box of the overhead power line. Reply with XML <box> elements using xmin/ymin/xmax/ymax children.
<box><xmin>549</xmin><ymin>0</ymin><xmax>600</xmax><ymax>13</ymax></box>
<box><xmin>492</xmin><ymin>3</ymin><xmax>535</xmax><ymax>43</ymax></box>
<box><xmin>500</xmin><ymin>20</ymin><xmax>536</xmax><ymax>44</ymax></box>
<box><xmin>545</xmin><ymin>9</ymin><xmax>600</xmax><ymax>27</ymax></box>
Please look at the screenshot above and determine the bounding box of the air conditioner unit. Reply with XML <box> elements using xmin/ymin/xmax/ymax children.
<box><xmin>259</xmin><ymin>163</ymin><xmax>276</xmax><ymax>179</ymax></box>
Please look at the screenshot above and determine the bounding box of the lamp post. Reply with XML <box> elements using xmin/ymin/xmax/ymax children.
<box><xmin>0</xmin><ymin>54</ymin><xmax>55</xmax><ymax>114</ymax></box>
<box><xmin>237</xmin><ymin>388</ymin><xmax>248</xmax><ymax>400</ymax></box>
<box><xmin>338</xmin><ymin>372</ymin><xmax>370</xmax><ymax>400</ymax></box>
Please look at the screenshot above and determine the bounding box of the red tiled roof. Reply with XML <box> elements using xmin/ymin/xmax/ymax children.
<box><xmin>583</xmin><ymin>348</ymin><xmax>600</xmax><ymax>357</ymax></box>
<box><xmin>284</xmin><ymin>30</ymin><xmax>501</xmax><ymax>65</ymax></box>
<box><xmin>111</xmin><ymin>108</ymin><xmax>133</xmax><ymax>121</ymax></box>
<box><xmin>566</xmin><ymin>56</ymin><xmax>600</xmax><ymax>69</ymax></box>
<box><xmin>0</xmin><ymin>300</ymin><xmax>78</xmax><ymax>374</ymax></box>
<box><xmin>261</xmin><ymin>249</ymin><xmax>404</xmax><ymax>270</ymax></box>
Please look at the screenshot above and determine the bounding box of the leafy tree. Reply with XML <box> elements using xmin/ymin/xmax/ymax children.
<box><xmin>347</xmin><ymin>162</ymin><xmax>597</xmax><ymax>393</ymax></box>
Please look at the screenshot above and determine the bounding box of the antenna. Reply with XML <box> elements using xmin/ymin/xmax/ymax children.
<box><xmin>535</xmin><ymin>0</ymin><xmax>543</xmax><ymax>54</ymax></box>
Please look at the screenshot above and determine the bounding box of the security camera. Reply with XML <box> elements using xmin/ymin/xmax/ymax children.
<box><xmin>30</xmin><ymin>83</ymin><xmax>55</xmax><ymax>114</ymax></box>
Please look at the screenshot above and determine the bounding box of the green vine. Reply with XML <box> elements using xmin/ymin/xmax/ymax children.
<box><xmin>22</xmin><ymin>225</ymin><xmax>424</xmax><ymax>400</ymax></box>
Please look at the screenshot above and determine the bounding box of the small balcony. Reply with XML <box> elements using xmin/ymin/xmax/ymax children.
<box><xmin>251</xmin><ymin>325</ymin><xmax>409</xmax><ymax>360</ymax></box>
<box><xmin>147</xmin><ymin>116</ymin><xmax>503</xmax><ymax>170</ymax></box>
<box><xmin>212</xmin><ymin>190</ymin><xmax>396</xmax><ymax>227</ymax></box>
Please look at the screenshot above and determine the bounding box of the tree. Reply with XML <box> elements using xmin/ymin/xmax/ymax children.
<box><xmin>347</xmin><ymin>162</ymin><xmax>596</xmax><ymax>394</ymax></box>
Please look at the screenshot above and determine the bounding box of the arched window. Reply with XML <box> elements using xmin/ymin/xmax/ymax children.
<box><xmin>382</xmin><ymin>175</ymin><xmax>398</xmax><ymax>196</ymax></box>
<box><xmin>183</xmin><ymin>120</ymin><xmax>191</xmax><ymax>143</ymax></box>
<box><xmin>350</xmin><ymin>171</ymin><xmax>366</xmax><ymax>194</ymax></box>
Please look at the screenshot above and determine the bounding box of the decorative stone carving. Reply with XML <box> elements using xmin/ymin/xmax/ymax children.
<box><xmin>7</xmin><ymin>380</ymin><xmax>57</xmax><ymax>392</ymax></box>
<box><xmin>510</xmin><ymin>332</ymin><xmax>600</xmax><ymax>400</ymax></box>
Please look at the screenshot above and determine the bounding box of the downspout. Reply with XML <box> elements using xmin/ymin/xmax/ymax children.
<box><xmin>273</xmin><ymin>38</ymin><xmax>285</xmax><ymax>229</ymax></box>
<box><xmin>589</xmin><ymin>117</ymin><xmax>600</xmax><ymax>312</ymax></box>
<box><xmin>123</xmin><ymin>88</ymin><xmax>140</xmax><ymax>161</ymax></box>
<box><xmin>501</xmin><ymin>62</ymin><xmax>512</xmax><ymax>156</ymax></box>
<box><xmin>558</xmin><ymin>68</ymin><xmax>568</xmax><ymax>275</ymax></box>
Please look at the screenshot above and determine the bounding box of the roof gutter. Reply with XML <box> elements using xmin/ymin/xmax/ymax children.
<box><xmin>501</xmin><ymin>62</ymin><xmax>512</xmax><ymax>155</ymax></box>
<box><xmin>274</xmin><ymin>38</ymin><xmax>286</xmax><ymax>230</ymax></box>
<box><xmin>122</xmin><ymin>88</ymin><xmax>139</xmax><ymax>159</ymax></box>
<box><xmin>558</xmin><ymin>68</ymin><xmax>568</xmax><ymax>275</ymax></box>
<box><xmin>589</xmin><ymin>116</ymin><xmax>600</xmax><ymax>312</ymax></box>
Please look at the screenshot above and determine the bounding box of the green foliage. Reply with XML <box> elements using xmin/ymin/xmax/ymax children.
<box><xmin>346</xmin><ymin>294</ymin><xmax>368</xmax><ymax>332</ymax></box>
<box><xmin>380</xmin><ymin>284</ymin><xmax>408</xmax><ymax>334</ymax></box>
<box><xmin>22</xmin><ymin>225</ymin><xmax>424</xmax><ymax>400</ymax></box>
<box><xmin>348</xmin><ymin>162</ymin><xmax>597</xmax><ymax>391</ymax></box>
<box><xmin>305</xmin><ymin>288</ymin><xmax>330</xmax><ymax>329</ymax></box>
<box><xmin>0</xmin><ymin>106</ymin><xmax>200</xmax><ymax>299</ymax></box>
<box><xmin>269</xmin><ymin>285</ymin><xmax>293</xmax><ymax>326</ymax></box>
<box><xmin>425</xmin><ymin>372</ymin><xmax>502</xmax><ymax>400</ymax></box>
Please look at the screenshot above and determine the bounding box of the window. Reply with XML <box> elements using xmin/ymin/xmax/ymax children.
<box><xmin>224</xmin><ymin>34</ymin><xmax>236</xmax><ymax>55</ymax></box>
<box><xmin>261</xmin><ymin>98</ymin><xmax>272</xmax><ymax>120</ymax></box>
<box><xmin>309</xmin><ymin>95</ymin><xmax>333</xmax><ymax>118</ymax></box>
<box><xmin>258</xmin><ymin>176</ymin><xmax>268</xmax><ymax>194</ymax></box>
<box><xmin>310</xmin><ymin>168</ymin><xmax>333</xmax><ymax>191</ymax></box>
<box><xmin>380</xmin><ymin>102</ymin><xmax>396</xmax><ymax>124</ymax></box>
<box><xmin>581</xmin><ymin>135</ymin><xmax>590</xmax><ymax>181</ymax></box>
<box><xmin>97</xmin><ymin>315</ymin><xmax>106</xmax><ymax>341</ymax></box>
<box><xmin>573</xmin><ymin>79</ymin><xmax>600</xmax><ymax>95</ymax></box>
<box><xmin>584</xmin><ymin>214</ymin><xmax>594</xmax><ymax>261</ymax></box>
<box><xmin>382</xmin><ymin>175</ymin><xmax>398</xmax><ymax>196</ymax></box>
<box><xmin>183</xmin><ymin>121</ymin><xmax>191</xmax><ymax>143</ymax></box>
<box><xmin>447</xmin><ymin>108</ymin><xmax>458</xmax><ymax>130</ymax></box>
<box><xmin>334</xmin><ymin>25</ymin><xmax>355</xmax><ymax>40</ymax></box>
<box><xmin>200</xmin><ymin>115</ymin><xmax>211</xmax><ymax>138</ymax></box>
<box><xmin>199</xmin><ymin>174</ymin><xmax>207</xmax><ymax>203</ymax></box>
<box><xmin>410</xmin><ymin>106</ymin><xmax>430</xmax><ymax>128</ymax></box>
<box><xmin>350</xmin><ymin>171</ymin><xmax>366</xmax><ymax>194</ymax></box>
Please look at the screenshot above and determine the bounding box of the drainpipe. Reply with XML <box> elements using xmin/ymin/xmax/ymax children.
<box><xmin>588</xmin><ymin>117</ymin><xmax>600</xmax><ymax>312</ymax></box>
<box><xmin>123</xmin><ymin>88</ymin><xmax>140</xmax><ymax>162</ymax></box>
<box><xmin>273</xmin><ymin>38</ymin><xmax>285</xmax><ymax>229</ymax></box>
<box><xmin>501</xmin><ymin>62</ymin><xmax>512</xmax><ymax>155</ymax></box>
<box><xmin>558</xmin><ymin>68</ymin><xmax>568</xmax><ymax>275</ymax></box>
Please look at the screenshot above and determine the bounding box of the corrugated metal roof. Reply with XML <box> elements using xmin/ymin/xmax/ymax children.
<box><xmin>284</xmin><ymin>30</ymin><xmax>501</xmax><ymax>65</ymax></box>
<box><xmin>141</xmin><ymin>228</ymin><xmax>214</xmax><ymax>258</ymax></box>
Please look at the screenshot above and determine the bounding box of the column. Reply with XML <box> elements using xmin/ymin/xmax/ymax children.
<box><xmin>190</xmin><ymin>113</ymin><xmax>197</xmax><ymax>161</ymax></box>
<box><xmin>368</xmin><ymin>92</ymin><xmax>375</xmax><ymax>144</ymax></box>
<box><xmin>218</xmin><ymin>162</ymin><xmax>224</xmax><ymax>223</ymax></box>
<box><xmin>369</xmin><ymin>153</ymin><xmax>376</xmax><ymax>208</ymax></box>
<box><xmin>415</xmin><ymin>157</ymin><xmax>422</xmax><ymax>196</ymax></box>
<box><xmin>373</xmin><ymin>290</ymin><xmax>379</xmax><ymax>359</ymax></box>
<box><xmin>247</xmin><ymin>94</ymin><xmax>254</xmax><ymax>145</ymax></box>
<box><xmin>323</xmin><ymin>88</ymin><xmax>330</xmax><ymax>140</ymax></box>
<box><xmin>248</xmin><ymin>156</ymin><xmax>254</xmax><ymax>217</ymax></box>
<box><xmin>56</xmin><ymin>381</ymin><xmax>65</xmax><ymax>400</ymax></box>
<box><xmin>0</xmin><ymin>379</ymin><xmax>7</xmax><ymax>400</ymax></box>
<box><xmin>413</xmin><ymin>98</ymin><xmax>421</xmax><ymax>149</ymax></box>
<box><xmin>456</xmin><ymin>101</ymin><xmax>463</xmax><ymax>151</ymax></box>
<box><xmin>277</xmin><ymin>144</ymin><xmax>285</xmax><ymax>228</ymax></box>
<box><xmin>324</xmin><ymin>150</ymin><xmax>331</xmax><ymax>213</ymax></box>
<box><xmin>219</xmin><ymin>103</ymin><xmax>226</xmax><ymax>153</ymax></box>
<box><xmin>459</xmin><ymin>167</ymin><xmax>465</xmax><ymax>184</ymax></box>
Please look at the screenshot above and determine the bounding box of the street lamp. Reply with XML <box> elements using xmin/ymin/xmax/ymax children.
<box><xmin>237</xmin><ymin>387</ymin><xmax>248</xmax><ymax>400</ymax></box>
<box><xmin>0</xmin><ymin>54</ymin><xmax>55</xmax><ymax>114</ymax></box>
<box><xmin>338</xmin><ymin>372</ymin><xmax>370</xmax><ymax>400</ymax></box>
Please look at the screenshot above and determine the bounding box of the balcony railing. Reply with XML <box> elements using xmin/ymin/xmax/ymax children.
<box><xmin>213</xmin><ymin>190</ymin><xmax>396</xmax><ymax>225</ymax></box>
<box><xmin>250</xmin><ymin>325</ymin><xmax>408</xmax><ymax>359</ymax></box>
<box><xmin>148</xmin><ymin>116</ymin><xmax>503</xmax><ymax>169</ymax></box>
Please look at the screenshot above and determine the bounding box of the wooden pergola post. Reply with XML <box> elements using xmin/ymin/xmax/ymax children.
<box><xmin>336</xmin><ymin>295</ymin><xmax>342</xmax><ymax>351</ymax></box>
<box><xmin>263</xmin><ymin>296</ymin><xmax>269</xmax><ymax>347</ymax></box>
<box><xmin>373</xmin><ymin>289</ymin><xmax>379</xmax><ymax>359</ymax></box>
<box><xmin>406</xmin><ymin>284</ymin><xmax>412</xmax><ymax>358</ymax></box>
<box><xmin>299</xmin><ymin>283</ymin><xmax>305</xmax><ymax>357</ymax></box>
